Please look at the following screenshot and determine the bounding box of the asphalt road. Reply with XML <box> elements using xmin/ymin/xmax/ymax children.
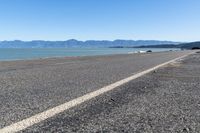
<box><xmin>23</xmin><ymin>52</ymin><xmax>200</xmax><ymax>133</ymax></box>
<box><xmin>0</xmin><ymin>51</ymin><xmax>192</xmax><ymax>131</ymax></box>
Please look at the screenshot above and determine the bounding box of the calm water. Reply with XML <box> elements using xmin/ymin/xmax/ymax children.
<box><xmin>0</xmin><ymin>48</ymin><xmax>180</xmax><ymax>61</ymax></box>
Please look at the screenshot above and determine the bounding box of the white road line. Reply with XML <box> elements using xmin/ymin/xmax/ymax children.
<box><xmin>0</xmin><ymin>52</ymin><xmax>193</xmax><ymax>133</ymax></box>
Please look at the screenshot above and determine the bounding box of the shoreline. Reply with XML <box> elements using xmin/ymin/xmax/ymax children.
<box><xmin>0</xmin><ymin>48</ymin><xmax>180</xmax><ymax>62</ymax></box>
<box><xmin>0</xmin><ymin>50</ymin><xmax>181</xmax><ymax>63</ymax></box>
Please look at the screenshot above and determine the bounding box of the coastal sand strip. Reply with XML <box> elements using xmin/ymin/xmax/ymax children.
<box><xmin>0</xmin><ymin>52</ymin><xmax>193</xmax><ymax>133</ymax></box>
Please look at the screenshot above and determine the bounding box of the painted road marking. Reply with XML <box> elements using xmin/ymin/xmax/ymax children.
<box><xmin>0</xmin><ymin>52</ymin><xmax>193</xmax><ymax>133</ymax></box>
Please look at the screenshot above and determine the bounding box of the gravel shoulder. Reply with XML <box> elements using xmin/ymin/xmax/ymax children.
<box><xmin>23</xmin><ymin>52</ymin><xmax>200</xmax><ymax>133</ymax></box>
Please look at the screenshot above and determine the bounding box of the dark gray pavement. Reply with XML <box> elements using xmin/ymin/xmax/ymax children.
<box><xmin>0</xmin><ymin>51</ymin><xmax>192</xmax><ymax>130</ymax></box>
<box><xmin>23</xmin><ymin>52</ymin><xmax>200</xmax><ymax>133</ymax></box>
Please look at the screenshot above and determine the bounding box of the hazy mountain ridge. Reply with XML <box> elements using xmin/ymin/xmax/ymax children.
<box><xmin>0</xmin><ymin>40</ymin><xmax>179</xmax><ymax>48</ymax></box>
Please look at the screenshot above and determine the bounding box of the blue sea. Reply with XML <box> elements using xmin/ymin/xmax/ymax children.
<box><xmin>0</xmin><ymin>48</ymin><xmax>180</xmax><ymax>61</ymax></box>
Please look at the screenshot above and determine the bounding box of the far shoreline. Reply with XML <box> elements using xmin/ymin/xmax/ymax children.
<box><xmin>0</xmin><ymin>49</ymin><xmax>183</xmax><ymax>63</ymax></box>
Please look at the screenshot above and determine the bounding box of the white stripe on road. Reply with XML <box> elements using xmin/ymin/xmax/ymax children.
<box><xmin>0</xmin><ymin>52</ymin><xmax>193</xmax><ymax>133</ymax></box>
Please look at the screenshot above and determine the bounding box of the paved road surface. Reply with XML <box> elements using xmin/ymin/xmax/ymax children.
<box><xmin>0</xmin><ymin>51</ymin><xmax>192</xmax><ymax>132</ymax></box>
<box><xmin>24</xmin><ymin>52</ymin><xmax>200</xmax><ymax>133</ymax></box>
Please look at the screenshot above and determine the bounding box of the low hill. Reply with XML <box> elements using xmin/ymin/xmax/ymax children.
<box><xmin>179</xmin><ymin>41</ymin><xmax>200</xmax><ymax>49</ymax></box>
<box><xmin>135</xmin><ymin>41</ymin><xmax>200</xmax><ymax>50</ymax></box>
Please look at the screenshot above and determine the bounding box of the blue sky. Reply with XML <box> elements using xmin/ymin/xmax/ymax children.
<box><xmin>0</xmin><ymin>0</ymin><xmax>199</xmax><ymax>41</ymax></box>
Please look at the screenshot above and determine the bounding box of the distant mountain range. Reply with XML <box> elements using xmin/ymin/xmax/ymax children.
<box><xmin>0</xmin><ymin>40</ymin><xmax>180</xmax><ymax>48</ymax></box>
